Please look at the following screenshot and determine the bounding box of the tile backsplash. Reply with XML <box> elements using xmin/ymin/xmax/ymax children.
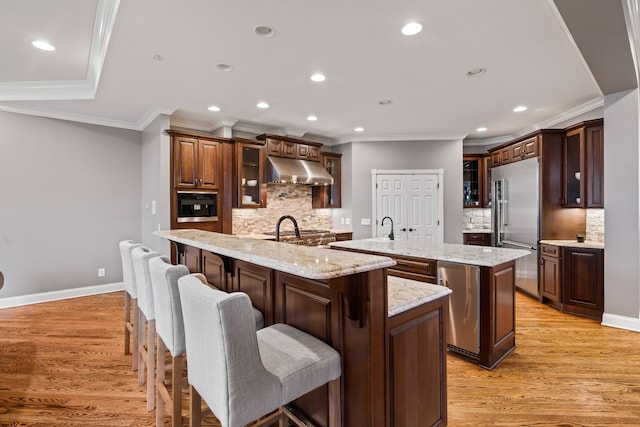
<box><xmin>586</xmin><ymin>209</ymin><xmax>605</xmax><ymax>243</ymax></box>
<box><xmin>463</xmin><ymin>208</ymin><xmax>491</xmax><ymax>230</ymax></box>
<box><xmin>232</xmin><ymin>184</ymin><xmax>333</xmax><ymax>234</ymax></box>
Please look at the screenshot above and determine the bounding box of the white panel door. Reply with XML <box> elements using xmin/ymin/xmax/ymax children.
<box><xmin>376</xmin><ymin>174</ymin><xmax>407</xmax><ymax>240</ymax></box>
<box><xmin>406</xmin><ymin>175</ymin><xmax>439</xmax><ymax>242</ymax></box>
<box><xmin>375</xmin><ymin>172</ymin><xmax>442</xmax><ymax>243</ymax></box>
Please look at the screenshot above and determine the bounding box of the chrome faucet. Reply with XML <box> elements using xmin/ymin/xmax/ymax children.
<box><xmin>275</xmin><ymin>215</ymin><xmax>301</xmax><ymax>241</ymax></box>
<box><xmin>381</xmin><ymin>216</ymin><xmax>394</xmax><ymax>240</ymax></box>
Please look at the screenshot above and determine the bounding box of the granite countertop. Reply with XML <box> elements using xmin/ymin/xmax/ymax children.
<box><xmin>154</xmin><ymin>229</ymin><xmax>394</xmax><ymax>280</ymax></box>
<box><xmin>462</xmin><ymin>229</ymin><xmax>492</xmax><ymax>234</ymax></box>
<box><xmin>236</xmin><ymin>229</ymin><xmax>353</xmax><ymax>240</ymax></box>
<box><xmin>387</xmin><ymin>276</ymin><xmax>451</xmax><ymax>317</ymax></box>
<box><xmin>329</xmin><ymin>238</ymin><xmax>530</xmax><ymax>267</ymax></box>
<box><xmin>539</xmin><ymin>239</ymin><xmax>605</xmax><ymax>249</ymax></box>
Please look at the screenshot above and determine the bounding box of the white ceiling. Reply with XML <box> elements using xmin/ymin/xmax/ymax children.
<box><xmin>0</xmin><ymin>0</ymin><xmax>635</xmax><ymax>144</ymax></box>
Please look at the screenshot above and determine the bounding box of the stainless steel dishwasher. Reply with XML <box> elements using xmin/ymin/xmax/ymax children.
<box><xmin>437</xmin><ymin>261</ymin><xmax>480</xmax><ymax>358</ymax></box>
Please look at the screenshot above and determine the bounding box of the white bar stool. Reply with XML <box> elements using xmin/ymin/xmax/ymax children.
<box><xmin>149</xmin><ymin>256</ymin><xmax>190</xmax><ymax>427</ymax></box>
<box><xmin>118</xmin><ymin>240</ymin><xmax>143</xmax><ymax>370</ymax></box>
<box><xmin>131</xmin><ymin>245</ymin><xmax>161</xmax><ymax>412</ymax></box>
<box><xmin>178</xmin><ymin>274</ymin><xmax>342</xmax><ymax>427</ymax></box>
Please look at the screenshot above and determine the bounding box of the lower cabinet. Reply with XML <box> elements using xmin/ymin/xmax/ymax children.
<box><xmin>463</xmin><ymin>232</ymin><xmax>492</xmax><ymax>246</ymax></box>
<box><xmin>539</xmin><ymin>244</ymin><xmax>604</xmax><ymax>320</ymax></box>
<box><xmin>387</xmin><ymin>294</ymin><xmax>448</xmax><ymax>426</ymax></box>
<box><xmin>539</xmin><ymin>244</ymin><xmax>562</xmax><ymax>303</ymax></box>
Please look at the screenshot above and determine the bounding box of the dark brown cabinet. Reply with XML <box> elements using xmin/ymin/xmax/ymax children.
<box><xmin>563</xmin><ymin>246</ymin><xmax>604</xmax><ymax>319</ymax></box>
<box><xmin>463</xmin><ymin>155</ymin><xmax>483</xmax><ymax>207</ymax></box>
<box><xmin>539</xmin><ymin>243</ymin><xmax>604</xmax><ymax>320</ymax></box>
<box><xmin>234</xmin><ymin>138</ymin><xmax>267</xmax><ymax>208</ymax></box>
<box><xmin>312</xmin><ymin>152</ymin><xmax>342</xmax><ymax>209</ymax></box>
<box><xmin>489</xmin><ymin>134</ymin><xmax>539</xmax><ymax>167</ymax></box>
<box><xmin>563</xmin><ymin>119</ymin><xmax>604</xmax><ymax>208</ymax></box>
<box><xmin>172</xmin><ymin>135</ymin><xmax>221</xmax><ymax>190</ymax></box>
<box><xmin>259</xmin><ymin>134</ymin><xmax>322</xmax><ymax>161</ymax></box>
<box><xmin>463</xmin><ymin>154</ymin><xmax>492</xmax><ymax>208</ymax></box>
<box><xmin>539</xmin><ymin>244</ymin><xmax>561</xmax><ymax>303</ymax></box>
<box><xmin>463</xmin><ymin>232</ymin><xmax>491</xmax><ymax>246</ymax></box>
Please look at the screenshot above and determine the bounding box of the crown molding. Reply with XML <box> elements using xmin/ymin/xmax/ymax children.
<box><xmin>337</xmin><ymin>133</ymin><xmax>467</xmax><ymax>145</ymax></box>
<box><xmin>0</xmin><ymin>0</ymin><xmax>120</xmax><ymax>102</ymax></box>
<box><xmin>463</xmin><ymin>135</ymin><xmax>514</xmax><ymax>147</ymax></box>
<box><xmin>0</xmin><ymin>103</ymin><xmax>172</xmax><ymax>131</ymax></box>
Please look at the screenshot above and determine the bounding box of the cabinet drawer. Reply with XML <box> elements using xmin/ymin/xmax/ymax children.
<box><xmin>463</xmin><ymin>232</ymin><xmax>492</xmax><ymax>246</ymax></box>
<box><xmin>540</xmin><ymin>244</ymin><xmax>560</xmax><ymax>257</ymax></box>
<box><xmin>392</xmin><ymin>256</ymin><xmax>436</xmax><ymax>278</ymax></box>
<box><xmin>334</xmin><ymin>232</ymin><xmax>352</xmax><ymax>242</ymax></box>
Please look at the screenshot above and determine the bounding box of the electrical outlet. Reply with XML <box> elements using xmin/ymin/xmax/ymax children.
<box><xmin>361</xmin><ymin>218</ymin><xmax>370</xmax><ymax>225</ymax></box>
<box><xmin>98</xmin><ymin>268</ymin><xmax>106</xmax><ymax>277</ymax></box>
<box><xmin>340</xmin><ymin>218</ymin><xmax>345</xmax><ymax>225</ymax></box>
<box><xmin>345</xmin><ymin>218</ymin><xmax>351</xmax><ymax>225</ymax></box>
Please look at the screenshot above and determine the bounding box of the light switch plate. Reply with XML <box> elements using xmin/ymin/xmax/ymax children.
<box><xmin>361</xmin><ymin>218</ymin><xmax>371</xmax><ymax>225</ymax></box>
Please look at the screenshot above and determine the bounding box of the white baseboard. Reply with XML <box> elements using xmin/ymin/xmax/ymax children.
<box><xmin>602</xmin><ymin>312</ymin><xmax>640</xmax><ymax>332</ymax></box>
<box><xmin>0</xmin><ymin>282</ymin><xmax>124</xmax><ymax>309</ymax></box>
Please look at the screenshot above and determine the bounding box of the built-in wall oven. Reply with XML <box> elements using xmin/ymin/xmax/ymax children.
<box><xmin>176</xmin><ymin>191</ymin><xmax>218</xmax><ymax>223</ymax></box>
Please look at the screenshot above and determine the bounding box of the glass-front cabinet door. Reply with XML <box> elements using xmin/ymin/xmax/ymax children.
<box><xmin>236</xmin><ymin>141</ymin><xmax>266</xmax><ymax>208</ymax></box>
<box><xmin>463</xmin><ymin>155</ymin><xmax>482</xmax><ymax>207</ymax></box>
<box><xmin>563</xmin><ymin>129</ymin><xmax>583</xmax><ymax>207</ymax></box>
<box><xmin>312</xmin><ymin>152</ymin><xmax>342</xmax><ymax>209</ymax></box>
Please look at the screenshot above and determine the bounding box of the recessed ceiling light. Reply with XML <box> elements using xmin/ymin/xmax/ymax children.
<box><xmin>379</xmin><ymin>99</ymin><xmax>393</xmax><ymax>105</ymax></box>
<box><xmin>402</xmin><ymin>22</ymin><xmax>423</xmax><ymax>36</ymax></box>
<box><xmin>152</xmin><ymin>54</ymin><xmax>164</xmax><ymax>61</ymax></box>
<box><xmin>257</xmin><ymin>101</ymin><xmax>270</xmax><ymax>109</ymax></box>
<box><xmin>467</xmin><ymin>68</ymin><xmax>486</xmax><ymax>77</ymax></box>
<box><xmin>513</xmin><ymin>106</ymin><xmax>528</xmax><ymax>112</ymax></box>
<box><xmin>208</xmin><ymin>105</ymin><xmax>221</xmax><ymax>112</ymax></box>
<box><xmin>354</xmin><ymin>127</ymin><xmax>364</xmax><ymax>132</ymax></box>
<box><xmin>254</xmin><ymin>25</ymin><xmax>275</xmax><ymax>38</ymax></box>
<box><xmin>307</xmin><ymin>115</ymin><xmax>318</xmax><ymax>121</ymax></box>
<box><xmin>476</xmin><ymin>127</ymin><xmax>487</xmax><ymax>132</ymax></box>
<box><xmin>311</xmin><ymin>73</ymin><xmax>326</xmax><ymax>82</ymax></box>
<box><xmin>216</xmin><ymin>63</ymin><xmax>233</xmax><ymax>71</ymax></box>
<box><xmin>32</xmin><ymin>40</ymin><xmax>55</xmax><ymax>51</ymax></box>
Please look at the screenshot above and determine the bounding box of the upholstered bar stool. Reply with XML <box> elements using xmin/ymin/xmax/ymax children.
<box><xmin>148</xmin><ymin>256</ymin><xmax>190</xmax><ymax>427</ymax></box>
<box><xmin>118</xmin><ymin>240</ymin><xmax>143</xmax><ymax>370</ymax></box>
<box><xmin>131</xmin><ymin>245</ymin><xmax>161</xmax><ymax>412</ymax></box>
<box><xmin>178</xmin><ymin>274</ymin><xmax>342</xmax><ymax>427</ymax></box>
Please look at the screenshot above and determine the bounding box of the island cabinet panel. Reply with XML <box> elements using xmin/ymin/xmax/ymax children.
<box><xmin>232</xmin><ymin>260</ymin><xmax>274</xmax><ymax>326</ymax></box>
<box><xmin>387</xmin><ymin>296</ymin><xmax>448</xmax><ymax>427</ymax></box>
<box><xmin>201</xmin><ymin>250</ymin><xmax>229</xmax><ymax>291</ymax></box>
<box><xmin>274</xmin><ymin>272</ymin><xmax>342</xmax><ymax>427</ymax></box>
<box><xmin>479</xmin><ymin>261</ymin><xmax>516</xmax><ymax>370</ymax></box>
<box><xmin>181</xmin><ymin>245</ymin><xmax>201</xmax><ymax>273</ymax></box>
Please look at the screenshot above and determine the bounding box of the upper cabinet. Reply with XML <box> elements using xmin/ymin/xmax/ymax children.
<box><xmin>171</xmin><ymin>134</ymin><xmax>221</xmax><ymax>190</ymax></box>
<box><xmin>258</xmin><ymin>134</ymin><xmax>322</xmax><ymax>161</ymax></box>
<box><xmin>463</xmin><ymin>155</ymin><xmax>482</xmax><ymax>207</ymax></box>
<box><xmin>235</xmin><ymin>138</ymin><xmax>267</xmax><ymax>208</ymax></box>
<box><xmin>312</xmin><ymin>152</ymin><xmax>342</xmax><ymax>208</ymax></box>
<box><xmin>562</xmin><ymin>119</ymin><xmax>604</xmax><ymax>208</ymax></box>
<box><xmin>490</xmin><ymin>135</ymin><xmax>539</xmax><ymax>167</ymax></box>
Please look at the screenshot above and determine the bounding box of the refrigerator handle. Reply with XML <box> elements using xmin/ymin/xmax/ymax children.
<box><xmin>501</xmin><ymin>179</ymin><xmax>508</xmax><ymax>227</ymax></box>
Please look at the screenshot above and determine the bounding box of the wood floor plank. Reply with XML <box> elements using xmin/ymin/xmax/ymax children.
<box><xmin>1</xmin><ymin>290</ymin><xmax>639</xmax><ymax>426</ymax></box>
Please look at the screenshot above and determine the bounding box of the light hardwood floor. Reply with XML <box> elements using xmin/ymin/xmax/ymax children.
<box><xmin>1</xmin><ymin>291</ymin><xmax>639</xmax><ymax>426</ymax></box>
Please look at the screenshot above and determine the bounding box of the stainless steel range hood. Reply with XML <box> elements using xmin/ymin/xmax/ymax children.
<box><xmin>266</xmin><ymin>156</ymin><xmax>333</xmax><ymax>185</ymax></box>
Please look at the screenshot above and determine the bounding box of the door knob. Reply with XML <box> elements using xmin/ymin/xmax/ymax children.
<box><xmin>401</xmin><ymin>228</ymin><xmax>407</xmax><ymax>232</ymax></box>
<box><xmin>409</xmin><ymin>228</ymin><xmax>415</xmax><ymax>232</ymax></box>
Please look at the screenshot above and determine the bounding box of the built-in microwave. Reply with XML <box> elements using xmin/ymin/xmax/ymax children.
<box><xmin>176</xmin><ymin>191</ymin><xmax>218</xmax><ymax>223</ymax></box>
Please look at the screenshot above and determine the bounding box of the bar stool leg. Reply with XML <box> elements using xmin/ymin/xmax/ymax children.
<box><xmin>189</xmin><ymin>385</ymin><xmax>201</xmax><ymax>427</ymax></box>
<box><xmin>171</xmin><ymin>354</ymin><xmax>183</xmax><ymax>427</ymax></box>
<box><xmin>132</xmin><ymin>301</ymin><xmax>140</xmax><ymax>371</ymax></box>
<box><xmin>124</xmin><ymin>292</ymin><xmax>131</xmax><ymax>355</ymax></box>
<box><xmin>147</xmin><ymin>319</ymin><xmax>156</xmax><ymax>411</ymax></box>
<box><xmin>156</xmin><ymin>338</ymin><xmax>166</xmax><ymax>427</ymax></box>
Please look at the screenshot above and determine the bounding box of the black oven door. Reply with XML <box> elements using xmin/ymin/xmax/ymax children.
<box><xmin>176</xmin><ymin>191</ymin><xmax>218</xmax><ymax>223</ymax></box>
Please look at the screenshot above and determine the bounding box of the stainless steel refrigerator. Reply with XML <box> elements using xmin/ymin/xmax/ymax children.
<box><xmin>491</xmin><ymin>157</ymin><xmax>539</xmax><ymax>297</ymax></box>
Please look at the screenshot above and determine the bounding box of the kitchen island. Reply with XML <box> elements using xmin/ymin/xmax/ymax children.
<box><xmin>329</xmin><ymin>238</ymin><xmax>530</xmax><ymax>370</ymax></box>
<box><xmin>155</xmin><ymin>229</ymin><xmax>451</xmax><ymax>427</ymax></box>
